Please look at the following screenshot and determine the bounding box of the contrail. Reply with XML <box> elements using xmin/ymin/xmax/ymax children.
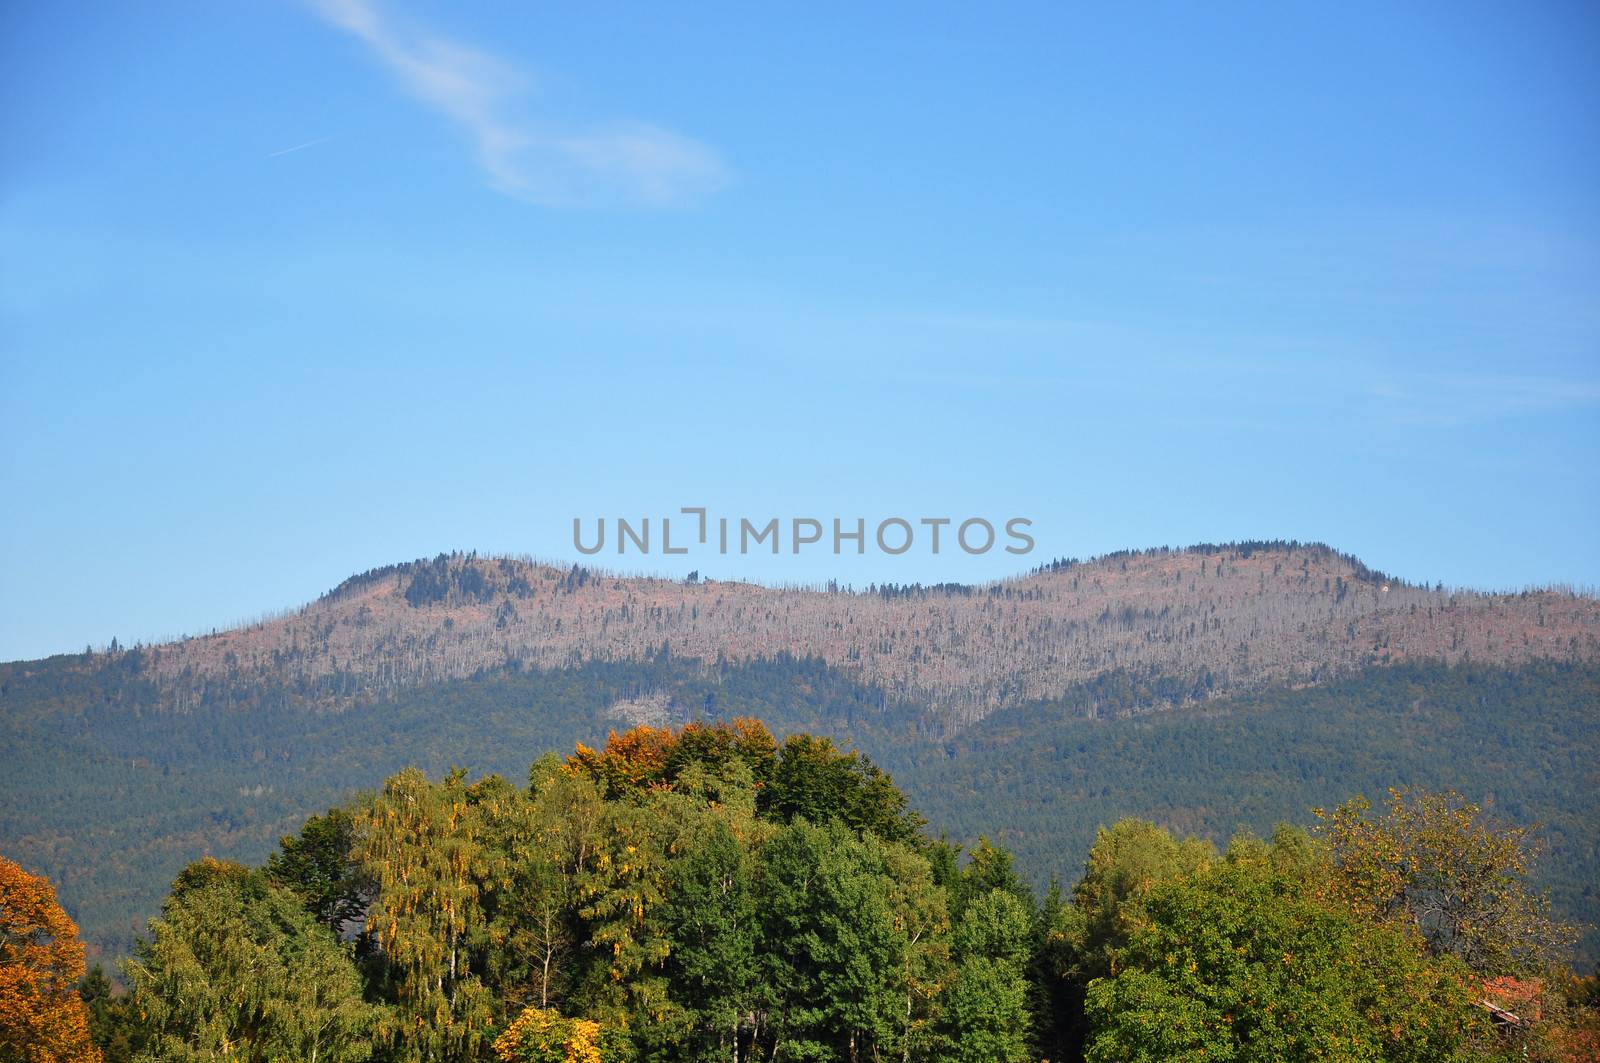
<box><xmin>267</xmin><ymin>136</ymin><xmax>333</xmax><ymax>158</ymax></box>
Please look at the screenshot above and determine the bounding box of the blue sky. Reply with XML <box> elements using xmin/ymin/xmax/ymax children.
<box><xmin>2</xmin><ymin>0</ymin><xmax>1598</xmax><ymax>660</ymax></box>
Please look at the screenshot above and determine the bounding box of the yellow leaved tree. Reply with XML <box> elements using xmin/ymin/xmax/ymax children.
<box><xmin>0</xmin><ymin>855</ymin><xmax>101</xmax><ymax>1063</ymax></box>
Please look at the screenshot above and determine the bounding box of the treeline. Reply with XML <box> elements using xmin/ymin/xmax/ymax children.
<box><xmin>324</xmin><ymin>553</ymin><xmax>553</xmax><ymax>606</ymax></box>
<box><xmin>1030</xmin><ymin>540</ymin><xmax>1404</xmax><ymax>585</ymax></box>
<box><xmin>10</xmin><ymin>720</ymin><xmax>1597</xmax><ymax>1062</ymax></box>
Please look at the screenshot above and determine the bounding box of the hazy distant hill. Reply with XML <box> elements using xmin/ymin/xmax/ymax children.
<box><xmin>2</xmin><ymin>542</ymin><xmax>1598</xmax><ymax>962</ymax></box>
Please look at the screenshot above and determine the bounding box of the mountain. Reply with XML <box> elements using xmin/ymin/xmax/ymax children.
<box><xmin>2</xmin><ymin>542</ymin><xmax>1598</xmax><ymax>961</ymax></box>
<box><xmin>11</xmin><ymin>542</ymin><xmax>1597</xmax><ymax>726</ymax></box>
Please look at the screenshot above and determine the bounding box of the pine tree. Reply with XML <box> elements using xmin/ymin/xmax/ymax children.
<box><xmin>267</xmin><ymin>807</ymin><xmax>371</xmax><ymax>936</ymax></box>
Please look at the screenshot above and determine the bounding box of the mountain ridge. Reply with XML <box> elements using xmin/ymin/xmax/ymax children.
<box><xmin>9</xmin><ymin>540</ymin><xmax>1596</xmax><ymax>732</ymax></box>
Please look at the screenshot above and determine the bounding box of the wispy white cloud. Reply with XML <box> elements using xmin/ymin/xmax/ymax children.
<box><xmin>268</xmin><ymin>135</ymin><xmax>334</xmax><ymax>158</ymax></box>
<box><xmin>308</xmin><ymin>0</ymin><xmax>729</xmax><ymax>206</ymax></box>
<box><xmin>898</xmin><ymin>312</ymin><xmax>1104</xmax><ymax>335</ymax></box>
<box><xmin>1366</xmin><ymin>372</ymin><xmax>1600</xmax><ymax>426</ymax></box>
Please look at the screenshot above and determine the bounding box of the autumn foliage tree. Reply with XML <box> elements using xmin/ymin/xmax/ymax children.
<box><xmin>356</xmin><ymin>767</ymin><xmax>496</xmax><ymax>1062</ymax></box>
<box><xmin>0</xmin><ymin>855</ymin><xmax>101</xmax><ymax>1063</ymax></box>
<box><xmin>492</xmin><ymin>1005</ymin><xmax>629</xmax><ymax>1063</ymax></box>
<box><xmin>1315</xmin><ymin>787</ymin><xmax>1575</xmax><ymax>974</ymax></box>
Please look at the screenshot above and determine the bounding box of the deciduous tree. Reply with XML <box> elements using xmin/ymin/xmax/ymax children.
<box><xmin>944</xmin><ymin>889</ymin><xmax>1031</xmax><ymax>1063</ymax></box>
<box><xmin>1315</xmin><ymin>788</ymin><xmax>1574</xmax><ymax>973</ymax></box>
<box><xmin>758</xmin><ymin>820</ymin><xmax>903</xmax><ymax>1062</ymax></box>
<box><xmin>357</xmin><ymin>768</ymin><xmax>494</xmax><ymax>1062</ymax></box>
<box><xmin>1084</xmin><ymin>851</ymin><xmax>1490</xmax><ymax>1063</ymax></box>
<box><xmin>0</xmin><ymin>855</ymin><xmax>101</xmax><ymax>1063</ymax></box>
<box><xmin>124</xmin><ymin>859</ymin><xmax>375</xmax><ymax>1063</ymax></box>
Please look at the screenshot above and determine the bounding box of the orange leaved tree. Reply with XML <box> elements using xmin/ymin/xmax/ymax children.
<box><xmin>0</xmin><ymin>855</ymin><xmax>101</xmax><ymax>1062</ymax></box>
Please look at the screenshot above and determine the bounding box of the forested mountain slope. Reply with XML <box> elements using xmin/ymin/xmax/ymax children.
<box><xmin>896</xmin><ymin>661</ymin><xmax>1600</xmax><ymax>965</ymax></box>
<box><xmin>4</xmin><ymin>652</ymin><xmax>1599</xmax><ymax>965</ymax></box>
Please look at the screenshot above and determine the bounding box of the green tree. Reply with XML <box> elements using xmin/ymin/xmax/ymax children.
<box><xmin>572</xmin><ymin>795</ymin><xmax>682</xmax><ymax>1046</ymax></box>
<box><xmin>267</xmin><ymin>807</ymin><xmax>371</xmax><ymax>936</ymax></box>
<box><xmin>1039</xmin><ymin>819</ymin><xmax>1216</xmax><ymax>1059</ymax></box>
<box><xmin>763</xmin><ymin>735</ymin><xmax>921</xmax><ymax>844</ymax></box>
<box><xmin>1083</xmin><ymin>857</ymin><xmax>1490</xmax><ymax>1063</ymax></box>
<box><xmin>664</xmin><ymin>814</ymin><xmax>761</xmax><ymax>1062</ymax></box>
<box><xmin>474</xmin><ymin>762</ymin><xmax>598</xmax><ymax>1015</ymax></box>
<box><xmin>943</xmin><ymin>889</ymin><xmax>1031</xmax><ymax>1063</ymax></box>
<box><xmin>880</xmin><ymin>841</ymin><xmax>950</xmax><ymax>1063</ymax></box>
<box><xmin>124</xmin><ymin>859</ymin><xmax>377</xmax><ymax>1063</ymax></box>
<box><xmin>952</xmin><ymin>837</ymin><xmax>1034</xmax><ymax>924</ymax></box>
<box><xmin>759</xmin><ymin>820</ymin><xmax>903</xmax><ymax>1062</ymax></box>
<box><xmin>1026</xmin><ymin>879</ymin><xmax>1076</xmax><ymax>1063</ymax></box>
<box><xmin>1071</xmin><ymin>819</ymin><xmax>1215</xmax><ymax>976</ymax></box>
<box><xmin>78</xmin><ymin>964</ymin><xmax>144</xmax><ymax>1062</ymax></box>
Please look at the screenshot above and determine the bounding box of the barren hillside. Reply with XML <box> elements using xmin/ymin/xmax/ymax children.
<box><xmin>71</xmin><ymin>542</ymin><xmax>1597</xmax><ymax>729</ymax></box>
